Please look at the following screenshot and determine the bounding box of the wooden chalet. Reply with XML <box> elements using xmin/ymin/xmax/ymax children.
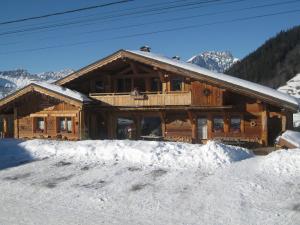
<box><xmin>0</xmin><ymin>47</ymin><xmax>299</xmax><ymax>146</ymax></box>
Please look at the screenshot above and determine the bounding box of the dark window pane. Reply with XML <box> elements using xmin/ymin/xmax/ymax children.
<box><xmin>141</xmin><ymin>117</ymin><xmax>162</xmax><ymax>137</ymax></box>
<box><xmin>134</xmin><ymin>78</ymin><xmax>145</xmax><ymax>92</ymax></box>
<box><xmin>213</xmin><ymin>117</ymin><xmax>224</xmax><ymax>132</ymax></box>
<box><xmin>95</xmin><ymin>81</ymin><xmax>104</xmax><ymax>92</ymax></box>
<box><xmin>230</xmin><ymin>116</ymin><xmax>241</xmax><ymax>132</ymax></box>
<box><xmin>117</xmin><ymin>117</ymin><xmax>135</xmax><ymax>139</ymax></box>
<box><xmin>117</xmin><ymin>79</ymin><xmax>124</xmax><ymax>92</ymax></box>
<box><xmin>124</xmin><ymin>78</ymin><xmax>131</xmax><ymax>92</ymax></box>
<box><xmin>150</xmin><ymin>78</ymin><xmax>162</xmax><ymax>92</ymax></box>
<box><xmin>171</xmin><ymin>78</ymin><xmax>182</xmax><ymax>91</ymax></box>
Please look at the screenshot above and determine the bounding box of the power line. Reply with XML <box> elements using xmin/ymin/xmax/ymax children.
<box><xmin>0</xmin><ymin>0</ymin><xmax>297</xmax><ymax>46</ymax></box>
<box><xmin>0</xmin><ymin>0</ymin><xmax>223</xmax><ymax>37</ymax></box>
<box><xmin>0</xmin><ymin>8</ymin><xmax>298</xmax><ymax>55</ymax></box>
<box><xmin>0</xmin><ymin>0</ymin><xmax>134</xmax><ymax>26</ymax></box>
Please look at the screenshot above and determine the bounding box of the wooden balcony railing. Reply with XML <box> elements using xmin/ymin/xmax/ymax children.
<box><xmin>89</xmin><ymin>91</ymin><xmax>192</xmax><ymax>107</ymax></box>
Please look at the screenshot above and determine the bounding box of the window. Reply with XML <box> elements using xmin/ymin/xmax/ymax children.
<box><xmin>95</xmin><ymin>80</ymin><xmax>104</xmax><ymax>92</ymax></box>
<box><xmin>36</xmin><ymin>117</ymin><xmax>45</xmax><ymax>132</ymax></box>
<box><xmin>141</xmin><ymin>117</ymin><xmax>162</xmax><ymax>137</ymax></box>
<box><xmin>170</xmin><ymin>78</ymin><xmax>183</xmax><ymax>91</ymax></box>
<box><xmin>117</xmin><ymin>117</ymin><xmax>135</xmax><ymax>139</ymax></box>
<box><xmin>150</xmin><ymin>78</ymin><xmax>162</xmax><ymax>92</ymax></box>
<box><xmin>117</xmin><ymin>78</ymin><xmax>131</xmax><ymax>92</ymax></box>
<box><xmin>230</xmin><ymin>116</ymin><xmax>241</xmax><ymax>133</ymax></box>
<box><xmin>58</xmin><ymin>117</ymin><xmax>72</xmax><ymax>133</ymax></box>
<box><xmin>213</xmin><ymin>117</ymin><xmax>224</xmax><ymax>132</ymax></box>
<box><xmin>133</xmin><ymin>78</ymin><xmax>146</xmax><ymax>92</ymax></box>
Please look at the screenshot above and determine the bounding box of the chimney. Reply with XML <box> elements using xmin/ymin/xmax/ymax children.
<box><xmin>140</xmin><ymin>45</ymin><xmax>151</xmax><ymax>52</ymax></box>
<box><xmin>172</xmin><ymin>56</ymin><xmax>180</xmax><ymax>60</ymax></box>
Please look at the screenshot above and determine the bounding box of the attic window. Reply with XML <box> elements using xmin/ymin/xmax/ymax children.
<box><xmin>95</xmin><ymin>81</ymin><xmax>104</xmax><ymax>92</ymax></box>
<box><xmin>170</xmin><ymin>77</ymin><xmax>183</xmax><ymax>91</ymax></box>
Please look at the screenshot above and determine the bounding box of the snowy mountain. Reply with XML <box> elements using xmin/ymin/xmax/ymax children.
<box><xmin>187</xmin><ymin>51</ymin><xmax>239</xmax><ymax>73</ymax></box>
<box><xmin>278</xmin><ymin>74</ymin><xmax>300</xmax><ymax>127</ymax></box>
<box><xmin>0</xmin><ymin>69</ymin><xmax>73</xmax><ymax>99</ymax></box>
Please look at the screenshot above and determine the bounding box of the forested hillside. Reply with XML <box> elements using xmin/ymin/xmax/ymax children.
<box><xmin>226</xmin><ymin>26</ymin><xmax>300</xmax><ymax>88</ymax></box>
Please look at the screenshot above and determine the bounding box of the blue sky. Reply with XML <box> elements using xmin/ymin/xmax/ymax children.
<box><xmin>0</xmin><ymin>0</ymin><xmax>299</xmax><ymax>73</ymax></box>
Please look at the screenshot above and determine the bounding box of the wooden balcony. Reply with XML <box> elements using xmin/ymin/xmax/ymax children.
<box><xmin>89</xmin><ymin>91</ymin><xmax>192</xmax><ymax>107</ymax></box>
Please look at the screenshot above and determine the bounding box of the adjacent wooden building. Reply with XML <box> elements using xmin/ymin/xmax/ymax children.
<box><xmin>0</xmin><ymin>48</ymin><xmax>298</xmax><ymax>146</ymax></box>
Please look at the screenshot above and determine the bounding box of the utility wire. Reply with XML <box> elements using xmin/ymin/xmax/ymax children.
<box><xmin>0</xmin><ymin>8</ymin><xmax>298</xmax><ymax>55</ymax></box>
<box><xmin>0</xmin><ymin>0</ymin><xmax>223</xmax><ymax>37</ymax></box>
<box><xmin>0</xmin><ymin>0</ymin><xmax>134</xmax><ymax>26</ymax></box>
<box><xmin>0</xmin><ymin>0</ymin><xmax>297</xmax><ymax>46</ymax></box>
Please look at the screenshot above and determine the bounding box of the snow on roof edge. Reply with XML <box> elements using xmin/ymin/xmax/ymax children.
<box><xmin>127</xmin><ymin>50</ymin><xmax>299</xmax><ymax>109</ymax></box>
<box><xmin>33</xmin><ymin>81</ymin><xmax>92</xmax><ymax>103</ymax></box>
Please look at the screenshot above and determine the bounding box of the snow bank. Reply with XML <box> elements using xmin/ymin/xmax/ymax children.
<box><xmin>1</xmin><ymin>139</ymin><xmax>253</xmax><ymax>170</ymax></box>
<box><xmin>259</xmin><ymin>149</ymin><xmax>300</xmax><ymax>177</ymax></box>
<box><xmin>277</xmin><ymin>130</ymin><xmax>300</xmax><ymax>148</ymax></box>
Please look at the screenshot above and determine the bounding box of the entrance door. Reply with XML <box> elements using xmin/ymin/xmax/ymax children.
<box><xmin>197</xmin><ymin>117</ymin><xmax>208</xmax><ymax>140</ymax></box>
<box><xmin>117</xmin><ymin>117</ymin><xmax>136</xmax><ymax>140</ymax></box>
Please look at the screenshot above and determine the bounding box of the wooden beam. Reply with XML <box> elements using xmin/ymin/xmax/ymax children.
<box><xmin>13</xmin><ymin>107</ymin><xmax>19</xmax><ymax>138</ymax></box>
<box><xmin>281</xmin><ymin>113</ymin><xmax>287</xmax><ymax>132</ymax></box>
<box><xmin>129</xmin><ymin>61</ymin><xmax>139</xmax><ymax>77</ymax></box>
<box><xmin>187</xmin><ymin>110</ymin><xmax>197</xmax><ymax>143</ymax></box>
<box><xmin>261</xmin><ymin>104</ymin><xmax>269</xmax><ymax>146</ymax></box>
<box><xmin>159</xmin><ymin>111</ymin><xmax>166</xmax><ymax>138</ymax></box>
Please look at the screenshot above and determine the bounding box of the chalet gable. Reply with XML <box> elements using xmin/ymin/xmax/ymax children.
<box><xmin>55</xmin><ymin>49</ymin><xmax>299</xmax><ymax>111</ymax></box>
<box><xmin>0</xmin><ymin>82</ymin><xmax>91</xmax><ymax>111</ymax></box>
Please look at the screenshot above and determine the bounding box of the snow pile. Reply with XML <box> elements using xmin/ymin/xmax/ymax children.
<box><xmin>1</xmin><ymin>139</ymin><xmax>253</xmax><ymax>171</ymax></box>
<box><xmin>259</xmin><ymin>149</ymin><xmax>300</xmax><ymax>177</ymax></box>
<box><xmin>277</xmin><ymin>130</ymin><xmax>300</xmax><ymax>147</ymax></box>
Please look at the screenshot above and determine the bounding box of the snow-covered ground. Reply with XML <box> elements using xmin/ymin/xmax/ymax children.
<box><xmin>0</xmin><ymin>139</ymin><xmax>299</xmax><ymax>225</ymax></box>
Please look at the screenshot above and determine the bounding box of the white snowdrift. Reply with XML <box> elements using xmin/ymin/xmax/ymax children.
<box><xmin>1</xmin><ymin>139</ymin><xmax>253</xmax><ymax>170</ymax></box>
<box><xmin>260</xmin><ymin>149</ymin><xmax>300</xmax><ymax>177</ymax></box>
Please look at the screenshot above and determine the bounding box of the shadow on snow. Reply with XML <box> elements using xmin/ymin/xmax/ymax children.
<box><xmin>0</xmin><ymin>139</ymin><xmax>34</xmax><ymax>170</ymax></box>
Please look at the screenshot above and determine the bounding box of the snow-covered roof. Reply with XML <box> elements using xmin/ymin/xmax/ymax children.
<box><xmin>33</xmin><ymin>82</ymin><xmax>91</xmax><ymax>103</ymax></box>
<box><xmin>128</xmin><ymin>50</ymin><xmax>299</xmax><ymax>109</ymax></box>
<box><xmin>0</xmin><ymin>81</ymin><xmax>91</xmax><ymax>109</ymax></box>
<box><xmin>277</xmin><ymin>130</ymin><xmax>300</xmax><ymax>148</ymax></box>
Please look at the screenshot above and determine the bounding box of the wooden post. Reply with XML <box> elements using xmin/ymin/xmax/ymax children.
<box><xmin>14</xmin><ymin>107</ymin><xmax>19</xmax><ymax>138</ymax></box>
<box><xmin>224</xmin><ymin>113</ymin><xmax>229</xmax><ymax>135</ymax></box>
<box><xmin>159</xmin><ymin>111</ymin><xmax>166</xmax><ymax>139</ymax></box>
<box><xmin>261</xmin><ymin>104</ymin><xmax>269</xmax><ymax>146</ymax></box>
<box><xmin>207</xmin><ymin>114</ymin><xmax>212</xmax><ymax>139</ymax></box>
<box><xmin>3</xmin><ymin>117</ymin><xmax>7</xmax><ymax>137</ymax></box>
<box><xmin>187</xmin><ymin>111</ymin><xmax>196</xmax><ymax>143</ymax></box>
<box><xmin>281</xmin><ymin>113</ymin><xmax>287</xmax><ymax>132</ymax></box>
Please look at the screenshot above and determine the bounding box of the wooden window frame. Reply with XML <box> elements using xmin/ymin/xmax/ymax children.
<box><xmin>170</xmin><ymin>77</ymin><xmax>183</xmax><ymax>92</ymax></box>
<box><xmin>34</xmin><ymin>117</ymin><xmax>46</xmax><ymax>134</ymax></box>
<box><xmin>57</xmin><ymin>117</ymin><xmax>73</xmax><ymax>134</ymax></box>
<box><xmin>230</xmin><ymin>116</ymin><xmax>242</xmax><ymax>133</ymax></box>
<box><xmin>212</xmin><ymin>116</ymin><xmax>224</xmax><ymax>133</ymax></box>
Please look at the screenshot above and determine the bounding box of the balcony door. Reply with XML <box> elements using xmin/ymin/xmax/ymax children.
<box><xmin>197</xmin><ymin>117</ymin><xmax>208</xmax><ymax>140</ymax></box>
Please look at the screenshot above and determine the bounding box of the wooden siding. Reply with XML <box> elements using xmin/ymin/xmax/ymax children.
<box><xmin>191</xmin><ymin>81</ymin><xmax>224</xmax><ymax>106</ymax></box>
<box><xmin>14</xmin><ymin>93</ymin><xmax>81</xmax><ymax>140</ymax></box>
<box><xmin>90</xmin><ymin>91</ymin><xmax>192</xmax><ymax>107</ymax></box>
